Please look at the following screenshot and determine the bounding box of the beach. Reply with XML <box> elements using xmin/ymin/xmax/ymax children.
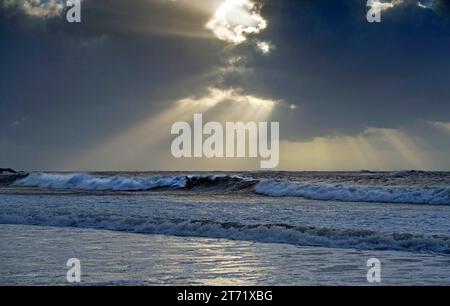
<box><xmin>2</xmin><ymin>224</ymin><xmax>450</xmax><ymax>286</ymax></box>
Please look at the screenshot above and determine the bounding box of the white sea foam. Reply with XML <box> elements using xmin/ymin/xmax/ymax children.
<box><xmin>13</xmin><ymin>173</ymin><xmax>185</xmax><ymax>191</ymax></box>
<box><xmin>13</xmin><ymin>172</ymin><xmax>257</xmax><ymax>192</ymax></box>
<box><xmin>254</xmin><ymin>180</ymin><xmax>450</xmax><ymax>205</ymax></box>
<box><xmin>1</xmin><ymin>212</ymin><xmax>449</xmax><ymax>254</ymax></box>
<box><xmin>12</xmin><ymin>172</ymin><xmax>450</xmax><ymax>205</ymax></box>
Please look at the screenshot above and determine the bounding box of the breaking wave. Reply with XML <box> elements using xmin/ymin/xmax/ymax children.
<box><xmin>1</xmin><ymin>212</ymin><xmax>449</xmax><ymax>254</ymax></box>
<box><xmin>11</xmin><ymin>172</ymin><xmax>450</xmax><ymax>205</ymax></box>
<box><xmin>13</xmin><ymin>172</ymin><xmax>258</xmax><ymax>192</ymax></box>
<box><xmin>254</xmin><ymin>181</ymin><xmax>450</xmax><ymax>205</ymax></box>
<box><xmin>13</xmin><ymin>173</ymin><xmax>186</xmax><ymax>191</ymax></box>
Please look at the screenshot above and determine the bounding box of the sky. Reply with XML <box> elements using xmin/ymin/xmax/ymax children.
<box><xmin>0</xmin><ymin>0</ymin><xmax>450</xmax><ymax>171</ymax></box>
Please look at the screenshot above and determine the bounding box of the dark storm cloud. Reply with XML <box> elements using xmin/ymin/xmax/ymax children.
<box><xmin>433</xmin><ymin>0</ymin><xmax>450</xmax><ymax>16</ymax></box>
<box><xmin>1</xmin><ymin>0</ymin><xmax>450</xmax><ymax>170</ymax></box>
<box><xmin>0</xmin><ymin>0</ymin><xmax>224</xmax><ymax>170</ymax></box>
<box><xmin>396</xmin><ymin>0</ymin><xmax>450</xmax><ymax>17</ymax></box>
<box><xmin>232</xmin><ymin>0</ymin><xmax>450</xmax><ymax>140</ymax></box>
<box><xmin>1</xmin><ymin>0</ymin><xmax>216</xmax><ymax>38</ymax></box>
<box><xmin>54</xmin><ymin>0</ymin><xmax>214</xmax><ymax>38</ymax></box>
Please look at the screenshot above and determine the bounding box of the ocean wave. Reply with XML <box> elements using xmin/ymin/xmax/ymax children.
<box><xmin>11</xmin><ymin>172</ymin><xmax>450</xmax><ymax>205</ymax></box>
<box><xmin>13</xmin><ymin>173</ymin><xmax>186</xmax><ymax>191</ymax></box>
<box><xmin>1</xmin><ymin>212</ymin><xmax>449</xmax><ymax>254</ymax></box>
<box><xmin>12</xmin><ymin>172</ymin><xmax>257</xmax><ymax>192</ymax></box>
<box><xmin>254</xmin><ymin>180</ymin><xmax>450</xmax><ymax>205</ymax></box>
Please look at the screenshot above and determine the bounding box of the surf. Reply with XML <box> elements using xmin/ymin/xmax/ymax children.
<box><xmin>8</xmin><ymin>171</ymin><xmax>450</xmax><ymax>205</ymax></box>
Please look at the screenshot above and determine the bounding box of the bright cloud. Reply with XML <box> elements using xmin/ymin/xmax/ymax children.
<box><xmin>2</xmin><ymin>0</ymin><xmax>65</xmax><ymax>18</ymax></box>
<box><xmin>255</xmin><ymin>40</ymin><xmax>273</xmax><ymax>54</ymax></box>
<box><xmin>206</xmin><ymin>0</ymin><xmax>267</xmax><ymax>44</ymax></box>
<box><xmin>370</xmin><ymin>0</ymin><xmax>404</xmax><ymax>11</ymax></box>
<box><xmin>370</xmin><ymin>0</ymin><xmax>435</xmax><ymax>12</ymax></box>
<box><xmin>177</xmin><ymin>87</ymin><xmax>277</xmax><ymax>109</ymax></box>
<box><xmin>417</xmin><ymin>1</ymin><xmax>431</xmax><ymax>9</ymax></box>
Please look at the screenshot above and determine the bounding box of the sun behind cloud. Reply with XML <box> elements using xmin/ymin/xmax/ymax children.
<box><xmin>206</xmin><ymin>0</ymin><xmax>267</xmax><ymax>44</ymax></box>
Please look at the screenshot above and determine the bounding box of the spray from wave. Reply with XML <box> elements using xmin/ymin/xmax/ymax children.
<box><xmin>13</xmin><ymin>173</ymin><xmax>186</xmax><ymax>191</ymax></box>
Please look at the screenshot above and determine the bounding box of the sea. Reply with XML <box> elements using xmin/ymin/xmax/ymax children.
<box><xmin>1</xmin><ymin>171</ymin><xmax>449</xmax><ymax>285</ymax></box>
